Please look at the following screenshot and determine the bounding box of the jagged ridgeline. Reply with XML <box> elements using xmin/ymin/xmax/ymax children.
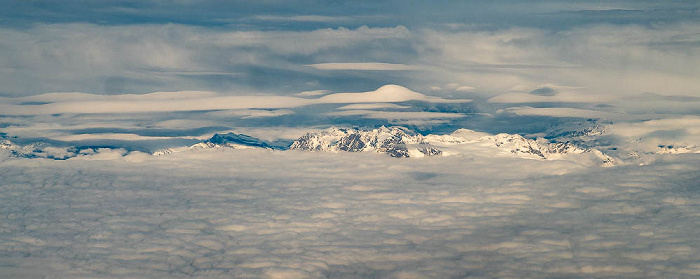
<box><xmin>290</xmin><ymin>126</ymin><xmax>441</xmax><ymax>158</ymax></box>
<box><xmin>150</xmin><ymin>126</ymin><xmax>618</xmax><ymax>166</ymax></box>
<box><xmin>11</xmin><ymin>125</ymin><xmax>697</xmax><ymax>166</ymax></box>
<box><xmin>207</xmin><ymin>133</ymin><xmax>290</xmax><ymax>150</ymax></box>
<box><xmin>153</xmin><ymin>132</ymin><xmax>290</xmax><ymax>155</ymax></box>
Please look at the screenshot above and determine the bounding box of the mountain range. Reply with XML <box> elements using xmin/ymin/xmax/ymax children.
<box><xmin>3</xmin><ymin>126</ymin><xmax>698</xmax><ymax>167</ymax></box>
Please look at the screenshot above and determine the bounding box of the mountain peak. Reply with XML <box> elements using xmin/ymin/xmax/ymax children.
<box><xmin>290</xmin><ymin>126</ymin><xmax>440</xmax><ymax>158</ymax></box>
<box><xmin>207</xmin><ymin>132</ymin><xmax>271</xmax><ymax>149</ymax></box>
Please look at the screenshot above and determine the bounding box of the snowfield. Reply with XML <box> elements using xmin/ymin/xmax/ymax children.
<box><xmin>1</xmin><ymin>149</ymin><xmax>699</xmax><ymax>278</ymax></box>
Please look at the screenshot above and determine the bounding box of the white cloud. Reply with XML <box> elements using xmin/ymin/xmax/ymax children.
<box><xmin>503</xmin><ymin>107</ymin><xmax>625</xmax><ymax>119</ymax></box>
<box><xmin>205</xmin><ymin>109</ymin><xmax>295</xmax><ymax>118</ymax></box>
<box><xmin>419</xmin><ymin>23</ymin><xmax>700</xmax><ymax>98</ymax></box>
<box><xmin>54</xmin><ymin>133</ymin><xmax>198</xmax><ymax>141</ymax></box>
<box><xmin>0</xmin><ymin>95</ymin><xmax>310</xmax><ymax>115</ymax></box>
<box><xmin>613</xmin><ymin>117</ymin><xmax>700</xmax><ymax>137</ymax></box>
<box><xmin>252</xmin><ymin>15</ymin><xmax>357</xmax><ymax>22</ymax></box>
<box><xmin>336</xmin><ymin>103</ymin><xmax>409</xmax><ymax>110</ymax></box>
<box><xmin>0</xmin><ymin>85</ymin><xmax>468</xmax><ymax>116</ymax></box>
<box><xmin>17</xmin><ymin>91</ymin><xmax>219</xmax><ymax>103</ymax></box>
<box><xmin>455</xmin><ymin>85</ymin><xmax>476</xmax><ymax>92</ymax></box>
<box><xmin>0</xmin><ymin>85</ymin><xmax>470</xmax><ymax>145</ymax></box>
<box><xmin>307</xmin><ymin>63</ymin><xmax>417</xmax><ymax>71</ymax></box>
<box><xmin>153</xmin><ymin>119</ymin><xmax>221</xmax><ymax>129</ymax></box>
<box><xmin>327</xmin><ymin>110</ymin><xmax>465</xmax><ymax>120</ymax></box>
<box><xmin>0</xmin><ymin>24</ymin><xmax>412</xmax><ymax>95</ymax></box>
<box><xmin>295</xmin><ymin>90</ymin><xmax>330</xmax><ymax>97</ymax></box>
<box><xmin>606</xmin><ymin>116</ymin><xmax>700</xmax><ymax>151</ymax></box>
<box><xmin>1</xmin><ymin>148</ymin><xmax>698</xmax><ymax>278</ymax></box>
<box><xmin>319</xmin><ymin>84</ymin><xmax>469</xmax><ymax>104</ymax></box>
<box><xmin>488</xmin><ymin>92</ymin><xmax>618</xmax><ymax>103</ymax></box>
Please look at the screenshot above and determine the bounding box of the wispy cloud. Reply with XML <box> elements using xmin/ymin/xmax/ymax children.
<box><xmin>488</xmin><ymin>92</ymin><xmax>618</xmax><ymax>103</ymax></box>
<box><xmin>307</xmin><ymin>63</ymin><xmax>417</xmax><ymax>71</ymax></box>
<box><xmin>327</xmin><ymin>110</ymin><xmax>465</xmax><ymax>120</ymax></box>
<box><xmin>0</xmin><ymin>24</ymin><xmax>412</xmax><ymax>96</ymax></box>
<box><xmin>336</xmin><ymin>103</ymin><xmax>409</xmax><ymax>110</ymax></box>
<box><xmin>251</xmin><ymin>15</ymin><xmax>357</xmax><ymax>22</ymax></box>
<box><xmin>295</xmin><ymin>90</ymin><xmax>330</xmax><ymax>97</ymax></box>
<box><xmin>503</xmin><ymin>107</ymin><xmax>625</xmax><ymax>119</ymax></box>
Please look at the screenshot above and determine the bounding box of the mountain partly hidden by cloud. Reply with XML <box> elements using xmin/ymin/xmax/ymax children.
<box><xmin>1</xmin><ymin>1</ymin><xmax>699</xmax><ymax>278</ymax></box>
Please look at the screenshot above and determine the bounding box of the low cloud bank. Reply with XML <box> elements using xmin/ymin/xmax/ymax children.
<box><xmin>1</xmin><ymin>150</ymin><xmax>698</xmax><ymax>278</ymax></box>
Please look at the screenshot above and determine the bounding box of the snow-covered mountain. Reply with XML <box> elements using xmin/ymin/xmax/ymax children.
<box><xmin>153</xmin><ymin>132</ymin><xmax>285</xmax><ymax>155</ymax></box>
<box><xmin>290</xmin><ymin>126</ymin><xmax>441</xmax><ymax>158</ymax></box>
<box><xmin>425</xmin><ymin>129</ymin><xmax>616</xmax><ymax>166</ymax></box>
<box><xmin>0</xmin><ymin>139</ymin><xmax>90</xmax><ymax>160</ymax></box>
<box><xmin>656</xmin><ymin>144</ymin><xmax>700</xmax><ymax>154</ymax></box>
<box><xmin>4</xmin><ymin>126</ymin><xmax>695</xmax><ymax>166</ymax></box>
<box><xmin>288</xmin><ymin>127</ymin><xmax>615</xmax><ymax>165</ymax></box>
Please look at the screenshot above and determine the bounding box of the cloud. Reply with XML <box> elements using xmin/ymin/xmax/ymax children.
<box><xmin>1</xmin><ymin>146</ymin><xmax>698</xmax><ymax>278</ymax></box>
<box><xmin>0</xmin><ymin>85</ymin><xmax>468</xmax><ymax>116</ymax></box>
<box><xmin>307</xmin><ymin>63</ymin><xmax>417</xmax><ymax>71</ymax></box>
<box><xmin>1</xmin><ymin>17</ymin><xmax>698</xmax><ymax>153</ymax></box>
<box><xmin>0</xmin><ymin>24</ymin><xmax>412</xmax><ymax>96</ymax></box>
<box><xmin>319</xmin><ymin>84</ymin><xmax>468</xmax><ymax>104</ymax></box>
<box><xmin>488</xmin><ymin>92</ymin><xmax>618</xmax><ymax>103</ymax></box>
<box><xmin>53</xmin><ymin>133</ymin><xmax>198</xmax><ymax>141</ymax></box>
<box><xmin>17</xmin><ymin>91</ymin><xmax>219</xmax><ymax>103</ymax></box>
<box><xmin>455</xmin><ymin>85</ymin><xmax>476</xmax><ymax>92</ymax></box>
<box><xmin>327</xmin><ymin>110</ymin><xmax>465</xmax><ymax>120</ymax></box>
<box><xmin>336</xmin><ymin>103</ymin><xmax>409</xmax><ymax>110</ymax></box>
<box><xmin>606</xmin><ymin>116</ymin><xmax>700</xmax><ymax>149</ymax></box>
<box><xmin>205</xmin><ymin>109</ymin><xmax>295</xmax><ymax>118</ymax></box>
<box><xmin>0</xmin><ymin>85</ymin><xmax>470</xmax><ymax>146</ymax></box>
<box><xmin>419</xmin><ymin>23</ymin><xmax>700</xmax><ymax>98</ymax></box>
<box><xmin>529</xmin><ymin>86</ymin><xmax>558</xmax><ymax>96</ymax></box>
<box><xmin>1</xmin><ymin>22</ymin><xmax>698</xmax><ymax>134</ymax></box>
<box><xmin>0</xmin><ymin>95</ymin><xmax>309</xmax><ymax>115</ymax></box>
<box><xmin>251</xmin><ymin>15</ymin><xmax>358</xmax><ymax>22</ymax></box>
<box><xmin>295</xmin><ymin>90</ymin><xmax>330</xmax><ymax>97</ymax></box>
<box><xmin>503</xmin><ymin>107</ymin><xmax>625</xmax><ymax>119</ymax></box>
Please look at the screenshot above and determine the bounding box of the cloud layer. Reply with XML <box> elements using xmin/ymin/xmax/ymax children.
<box><xmin>0</xmin><ymin>85</ymin><xmax>467</xmax><ymax>115</ymax></box>
<box><xmin>1</xmin><ymin>149</ymin><xmax>698</xmax><ymax>278</ymax></box>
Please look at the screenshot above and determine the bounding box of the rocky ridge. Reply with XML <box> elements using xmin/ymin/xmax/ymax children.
<box><xmin>289</xmin><ymin>126</ymin><xmax>441</xmax><ymax>158</ymax></box>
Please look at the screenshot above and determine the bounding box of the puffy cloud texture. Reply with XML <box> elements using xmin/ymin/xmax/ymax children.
<box><xmin>1</xmin><ymin>150</ymin><xmax>699</xmax><ymax>278</ymax></box>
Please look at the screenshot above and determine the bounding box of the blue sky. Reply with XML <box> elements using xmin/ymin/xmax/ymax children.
<box><xmin>0</xmin><ymin>0</ymin><xmax>699</xmax><ymax>151</ymax></box>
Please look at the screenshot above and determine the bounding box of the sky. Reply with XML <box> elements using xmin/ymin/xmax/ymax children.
<box><xmin>0</xmin><ymin>0</ymin><xmax>699</xmax><ymax>152</ymax></box>
<box><xmin>1</xmin><ymin>1</ymin><xmax>700</xmax><ymax>278</ymax></box>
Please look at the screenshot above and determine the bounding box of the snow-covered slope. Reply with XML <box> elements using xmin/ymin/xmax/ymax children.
<box><xmin>1</xmin><ymin>139</ymin><xmax>82</xmax><ymax>160</ymax></box>
<box><xmin>4</xmin><ymin>125</ymin><xmax>694</xmax><ymax>167</ymax></box>
<box><xmin>290</xmin><ymin>126</ymin><xmax>441</xmax><ymax>158</ymax></box>
<box><xmin>287</xmin><ymin>127</ymin><xmax>615</xmax><ymax>165</ymax></box>
<box><xmin>425</xmin><ymin>129</ymin><xmax>616</xmax><ymax>166</ymax></box>
<box><xmin>153</xmin><ymin>132</ymin><xmax>276</xmax><ymax>155</ymax></box>
<box><xmin>656</xmin><ymin>144</ymin><xmax>700</xmax><ymax>154</ymax></box>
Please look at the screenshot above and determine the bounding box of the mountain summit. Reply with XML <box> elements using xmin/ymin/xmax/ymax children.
<box><xmin>288</xmin><ymin>127</ymin><xmax>615</xmax><ymax>165</ymax></box>
<box><xmin>290</xmin><ymin>126</ymin><xmax>441</xmax><ymax>158</ymax></box>
<box><xmin>153</xmin><ymin>132</ymin><xmax>281</xmax><ymax>156</ymax></box>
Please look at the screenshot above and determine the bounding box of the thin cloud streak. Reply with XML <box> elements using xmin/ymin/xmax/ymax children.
<box><xmin>307</xmin><ymin>62</ymin><xmax>418</xmax><ymax>71</ymax></box>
